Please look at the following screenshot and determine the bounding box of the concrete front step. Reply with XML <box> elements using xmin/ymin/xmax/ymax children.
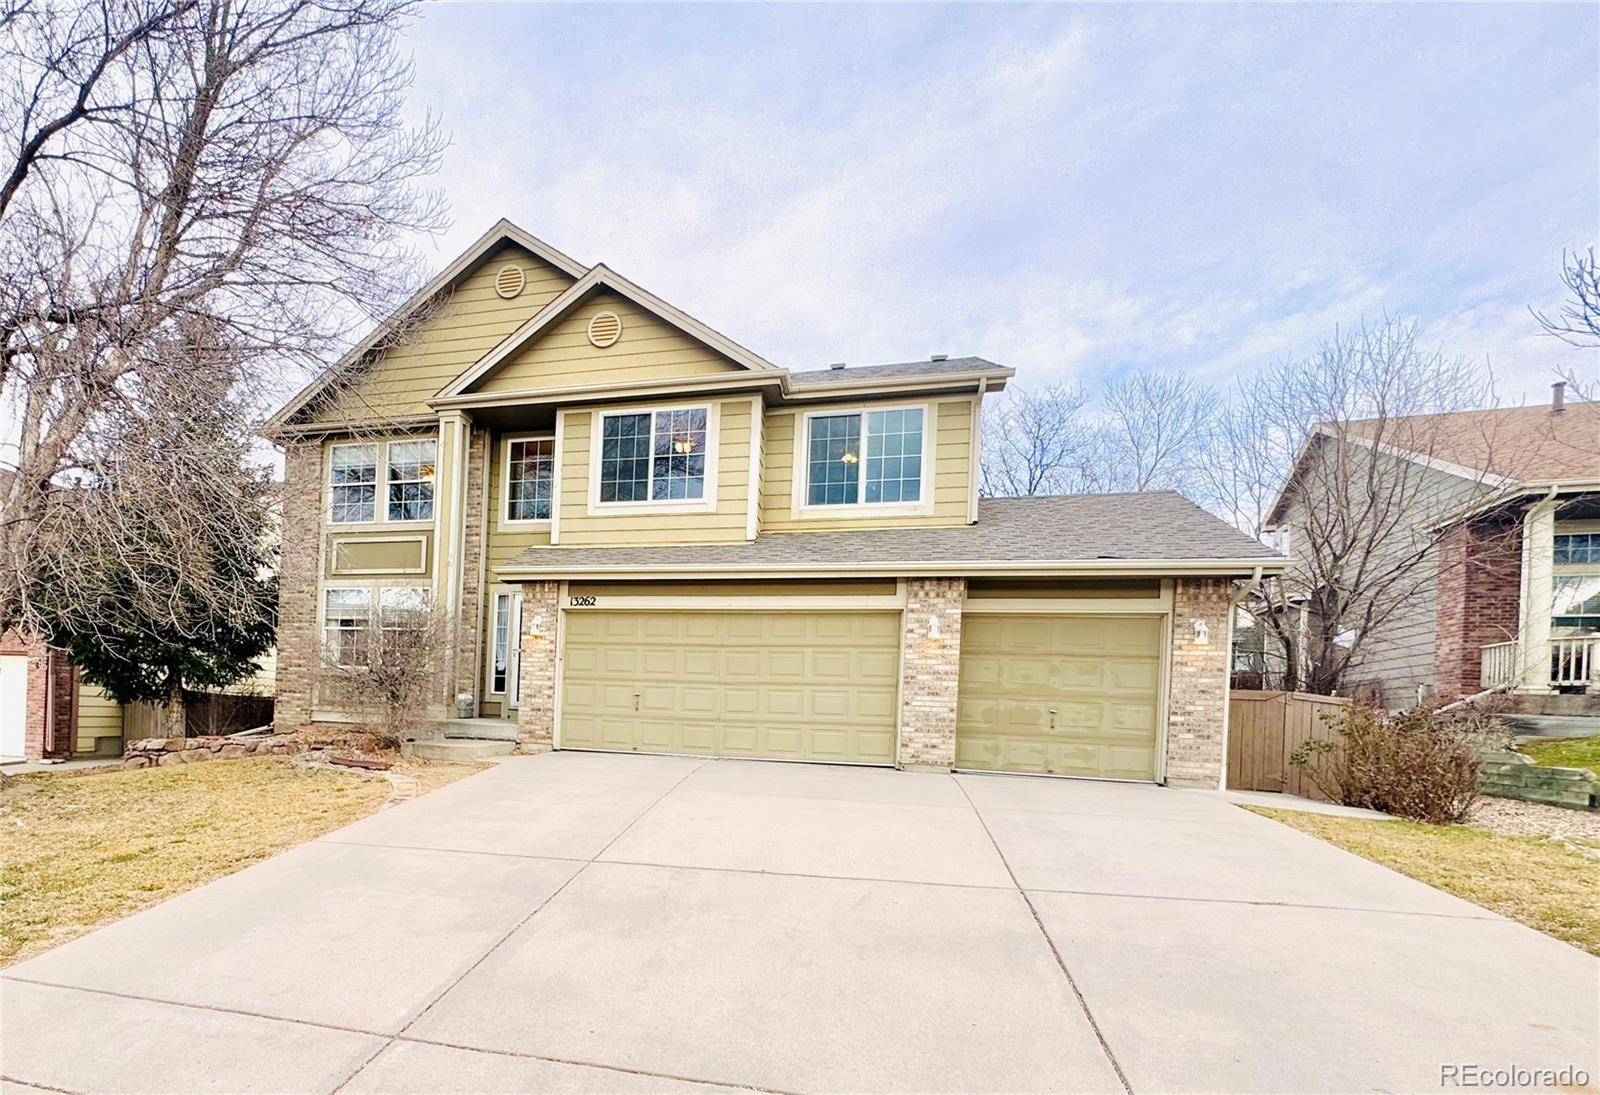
<box><xmin>439</xmin><ymin>718</ymin><xmax>519</xmax><ymax>742</ymax></box>
<box><xmin>404</xmin><ymin>738</ymin><xmax>516</xmax><ymax>762</ymax></box>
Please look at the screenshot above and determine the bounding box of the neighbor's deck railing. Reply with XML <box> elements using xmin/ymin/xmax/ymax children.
<box><xmin>1480</xmin><ymin>636</ymin><xmax>1600</xmax><ymax>689</ymax></box>
<box><xmin>1552</xmin><ymin>636</ymin><xmax>1600</xmax><ymax>687</ymax></box>
<box><xmin>1479</xmin><ymin>640</ymin><xmax>1520</xmax><ymax>688</ymax></box>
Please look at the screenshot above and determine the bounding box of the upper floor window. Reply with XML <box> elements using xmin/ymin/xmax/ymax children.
<box><xmin>330</xmin><ymin>444</ymin><xmax>377</xmax><ymax>523</ymax></box>
<box><xmin>329</xmin><ymin>439</ymin><xmax>435</xmax><ymax>524</ymax></box>
<box><xmin>598</xmin><ymin>406</ymin><xmax>707</xmax><ymax>503</ymax></box>
<box><xmin>805</xmin><ymin>406</ymin><xmax>925</xmax><ymax>507</ymax></box>
<box><xmin>505</xmin><ymin>437</ymin><xmax>554</xmax><ymax>522</ymax></box>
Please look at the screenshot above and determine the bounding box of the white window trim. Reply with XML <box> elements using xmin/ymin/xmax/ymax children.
<box><xmin>321</xmin><ymin>581</ymin><xmax>434</xmax><ymax>664</ymax></box>
<box><xmin>792</xmin><ymin>401</ymin><xmax>934</xmax><ymax>520</ymax></box>
<box><xmin>498</xmin><ymin>432</ymin><xmax>556</xmax><ymax>530</ymax></box>
<box><xmin>586</xmin><ymin>400</ymin><xmax>720</xmax><ymax>516</ymax></box>
<box><xmin>485</xmin><ymin>584</ymin><xmax>522</xmax><ymax>699</ymax></box>
<box><xmin>325</xmin><ymin>437</ymin><xmax>437</xmax><ymax>529</ymax></box>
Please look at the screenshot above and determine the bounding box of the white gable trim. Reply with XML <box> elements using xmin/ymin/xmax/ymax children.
<box><xmin>265</xmin><ymin>219</ymin><xmax>587</xmax><ymax>434</ymax></box>
<box><xmin>435</xmin><ymin>263</ymin><xmax>783</xmax><ymax>401</ymax></box>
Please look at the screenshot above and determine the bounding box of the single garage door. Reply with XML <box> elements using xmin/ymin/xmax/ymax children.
<box><xmin>560</xmin><ymin>610</ymin><xmax>900</xmax><ymax>764</ymax></box>
<box><xmin>956</xmin><ymin>614</ymin><xmax>1163</xmax><ymax>779</ymax></box>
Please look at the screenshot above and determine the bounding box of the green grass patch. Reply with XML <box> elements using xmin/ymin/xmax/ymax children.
<box><xmin>1521</xmin><ymin>735</ymin><xmax>1600</xmax><ymax>779</ymax></box>
<box><xmin>1246</xmin><ymin>806</ymin><xmax>1600</xmax><ymax>956</ymax></box>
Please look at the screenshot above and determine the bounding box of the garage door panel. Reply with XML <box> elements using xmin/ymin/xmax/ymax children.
<box><xmin>562</xmin><ymin>610</ymin><xmax>899</xmax><ymax>764</ymax></box>
<box><xmin>958</xmin><ymin>614</ymin><xmax>1162</xmax><ymax>780</ymax></box>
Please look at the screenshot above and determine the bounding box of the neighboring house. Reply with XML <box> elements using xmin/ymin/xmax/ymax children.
<box><xmin>265</xmin><ymin>220</ymin><xmax>1283</xmax><ymax>787</ymax></box>
<box><xmin>0</xmin><ymin>631</ymin><xmax>277</xmax><ymax>762</ymax></box>
<box><xmin>0</xmin><ymin>630</ymin><xmax>124</xmax><ymax>761</ymax></box>
<box><xmin>1265</xmin><ymin>387</ymin><xmax>1599</xmax><ymax>708</ymax></box>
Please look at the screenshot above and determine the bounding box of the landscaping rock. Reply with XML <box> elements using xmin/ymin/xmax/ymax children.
<box><xmin>157</xmin><ymin>752</ymin><xmax>185</xmax><ymax>767</ymax></box>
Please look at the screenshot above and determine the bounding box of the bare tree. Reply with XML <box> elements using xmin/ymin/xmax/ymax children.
<box><xmin>1097</xmin><ymin>372</ymin><xmax>1219</xmax><ymax>494</ymax></box>
<box><xmin>321</xmin><ymin>593</ymin><xmax>450</xmax><ymax>746</ymax></box>
<box><xmin>1530</xmin><ymin>248</ymin><xmax>1600</xmax><ymax>403</ymax></box>
<box><xmin>979</xmin><ymin>381</ymin><xmax>1096</xmax><ymax>497</ymax></box>
<box><xmin>0</xmin><ymin>0</ymin><xmax>446</xmax><ymax>649</ymax></box>
<box><xmin>1223</xmin><ymin>318</ymin><xmax>1501</xmax><ymax>697</ymax></box>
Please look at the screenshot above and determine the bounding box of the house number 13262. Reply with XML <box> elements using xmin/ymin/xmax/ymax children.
<box><xmin>569</xmin><ymin>595</ymin><xmax>597</xmax><ymax>607</ymax></box>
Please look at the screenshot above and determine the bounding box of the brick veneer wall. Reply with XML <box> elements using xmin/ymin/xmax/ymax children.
<box><xmin>896</xmin><ymin>577</ymin><xmax>966</xmax><ymax>771</ymax></box>
<box><xmin>273</xmin><ymin>442</ymin><xmax>322</xmax><ymax>726</ymax></box>
<box><xmin>1435</xmin><ymin>513</ymin><xmax>1522</xmax><ymax>698</ymax></box>
<box><xmin>1165</xmin><ymin>577</ymin><xmax>1232</xmax><ymax>788</ymax></box>
<box><xmin>515</xmin><ymin>581</ymin><xmax>560</xmax><ymax>750</ymax></box>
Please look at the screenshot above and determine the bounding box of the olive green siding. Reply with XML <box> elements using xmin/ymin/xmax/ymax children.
<box><xmin>555</xmin><ymin>399</ymin><xmax>755</xmax><ymax>546</ymax></box>
<box><xmin>472</xmin><ymin>291</ymin><xmax>745</xmax><ymax>394</ymax></box>
<box><xmin>485</xmin><ymin>433</ymin><xmax>553</xmax><ymax>570</ymax></box>
<box><xmin>306</xmin><ymin>245</ymin><xmax>575</xmax><ymax>426</ymax></box>
<box><xmin>760</xmin><ymin>398</ymin><xmax>975</xmax><ymax>531</ymax></box>
<box><xmin>561</xmin><ymin>610</ymin><xmax>900</xmax><ymax>763</ymax></box>
<box><xmin>73</xmin><ymin>680</ymin><xmax>123</xmax><ymax>754</ymax></box>
<box><xmin>326</xmin><ymin>535</ymin><xmax>430</xmax><ymax>577</ymax></box>
<box><xmin>956</xmin><ymin>614</ymin><xmax>1163</xmax><ymax>779</ymax></box>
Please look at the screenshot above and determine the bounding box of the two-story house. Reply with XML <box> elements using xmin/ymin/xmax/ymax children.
<box><xmin>1264</xmin><ymin>387</ymin><xmax>1599</xmax><ymax>710</ymax></box>
<box><xmin>266</xmin><ymin>220</ymin><xmax>1281</xmax><ymax>788</ymax></box>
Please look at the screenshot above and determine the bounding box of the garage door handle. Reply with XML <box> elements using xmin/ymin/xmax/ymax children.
<box><xmin>633</xmin><ymin>692</ymin><xmax>641</xmax><ymax>711</ymax></box>
<box><xmin>1049</xmin><ymin>708</ymin><xmax>1057</xmax><ymax>730</ymax></box>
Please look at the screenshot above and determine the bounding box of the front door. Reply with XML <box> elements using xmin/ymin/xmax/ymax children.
<box><xmin>490</xmin><ymin>589</ymin><xmax>524</xmax><ymax>710</ymax></box>
<box><xmin>1</xmin><ymin>654</ymin><xmax>28</xmax><ymax>758</ymax></box>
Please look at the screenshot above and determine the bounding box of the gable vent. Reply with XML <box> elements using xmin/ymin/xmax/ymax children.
<box><xmin>493</xmin><ymin>264</ymin><xmax>526</xmax><ymax>299</ymax></box>
<box><xmin>587</xmin><ymin>310</ymin><xmax>623</xmax><ymax>348</ymax></box>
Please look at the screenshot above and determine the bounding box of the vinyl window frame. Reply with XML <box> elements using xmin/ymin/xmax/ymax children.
<box><xmin>793</xmin><ymin>401</ymin><xmax>934</xmax><ymax>519</ymax></box>
<box><xmin>320</xmin><ymin>582</ymin><xmax>433</xmax><ymax>668</ymax></box>
<box><xmin>586</xmin><ymin>400</ymin><xmax>720</xmax><ymax>516</ymax></box>
<box><xmin>500</xmin><ymin>432</ymin><xmax>556</xmax><ymax>528</ymax></box>
<box><xmin>325</xmin><ymin>437</ymin><xmax>437</xmax><ymax>528</ymax></box>
<box><xmin>1552</xmin><ymin>523</ymin><xmax>1600</xmax><ymax>633</ymax></box>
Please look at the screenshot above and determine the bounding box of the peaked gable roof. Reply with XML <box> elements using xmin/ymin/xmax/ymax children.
<box><xmin>437</xmin><ymin>263</ymin><xmax>780</xmax><ymax>400</ymax></box>
<box><xmin>1264</xmin><ymin>401</ymin><xmax>1599</xmax><ymax>527</ymax></box>
<box><xmin>265</xmin><ymin>220</ymin><xmax>588</xmax><ymax>433</ymax></box>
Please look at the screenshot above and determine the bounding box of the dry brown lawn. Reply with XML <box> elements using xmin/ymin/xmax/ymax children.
<box><xmin>0</xmin><ymin>756</ymin><xmax>482</xmax><ymax>968</ymax></box>
<box><xmin>1248</xmin><ymin>806</ymin><xmax>1600</xmax><ymax>956</ymax></box>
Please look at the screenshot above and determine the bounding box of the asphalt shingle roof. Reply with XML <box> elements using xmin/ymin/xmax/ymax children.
<box><xmin>788</xmin><ymin>357</ymin><xmax>1009</xmax><ymax>386</ymax></box>
<box><xmin>503</xmin><ymin>492</ymin><xmax>1281</xmax><ymax>574</ymax></box>
<box><xmin>1343</xmin><ymin>401</ymin><xmax>1599</xmax><ymax>483</ymax></box>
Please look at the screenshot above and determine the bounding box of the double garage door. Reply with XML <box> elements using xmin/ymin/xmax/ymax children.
<box><xmin>558</xmin><ymin>608</ymin><xmax>1163</xmax><ymax>780</ymax></box>
<box><xmin>560</xmin><ymin>610</ymin><xmax>901</xmax><ymax>764</ymax></box>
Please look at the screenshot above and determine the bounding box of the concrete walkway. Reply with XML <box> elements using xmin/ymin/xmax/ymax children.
<box><xmin>2</xmin><ymin>753</ymin><xmax>1595</xmax><ymax>1093</ymax></box>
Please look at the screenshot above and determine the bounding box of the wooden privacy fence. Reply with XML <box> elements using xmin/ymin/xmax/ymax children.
<box><xmin>1226</xmin><ymin>690</ymin><xmax>1352</xmax><ymax>800</ymax></box>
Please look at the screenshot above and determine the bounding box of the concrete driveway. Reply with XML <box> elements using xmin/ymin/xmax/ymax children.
<box><xmin>2</xmin><ymin>753</ymin><xmax>1596</xmax><ymax>1094</ymax></box>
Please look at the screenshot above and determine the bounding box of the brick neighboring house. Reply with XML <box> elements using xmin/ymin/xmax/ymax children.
<box><xmin>1264</xmin><ymin>386</ymin><xmax>1600</xmax><ymax>708</ymax></box>
<box><xmin>264</xmin><ymin>219</ymin><xmax>1285</xmax><ymax>787</ymax></box>
<box><xmin>0</xmin><ymin>631</ymin><xmax>125</xmax><ymax>761</ymax></box>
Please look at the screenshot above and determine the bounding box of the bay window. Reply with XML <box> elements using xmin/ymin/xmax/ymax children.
<box><xmin>804</xmin><ymin>406</ymin><xmax>925</xmax><ymax>508</ymax></box>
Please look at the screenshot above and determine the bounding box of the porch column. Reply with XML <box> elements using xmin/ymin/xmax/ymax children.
<box><xmin>430</xmin><ymin>411</ymin><xmax>475</xmax><ymax>712</ymax></box>
<box><xmin>1517</xmin><ymin>499</ymin><xmax>1557</xmax><ymax>692</ymax></box>
<box><xmin>515</xmin><ymin>581</ymin><xmax>560</xmax><ymax>751</ymax></box>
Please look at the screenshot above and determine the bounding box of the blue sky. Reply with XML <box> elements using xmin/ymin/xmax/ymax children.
<box><xmin>402</xmin><ymin>3</ymin><xmax>1599</xmax><ymax>404</ymax></box>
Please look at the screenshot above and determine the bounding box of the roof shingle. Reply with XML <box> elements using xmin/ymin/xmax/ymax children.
<box><xmin>502</xmin><ymin>492</ymin><xmax>1281</xmax><ymax>576</ymax></box>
